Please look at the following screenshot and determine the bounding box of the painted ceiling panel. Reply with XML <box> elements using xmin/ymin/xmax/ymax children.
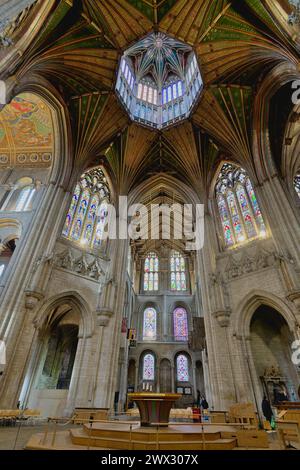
<box><xmin>0</xmin><ymin>93</ymin><xmax>54</xmax><ymax>168</ymax></box>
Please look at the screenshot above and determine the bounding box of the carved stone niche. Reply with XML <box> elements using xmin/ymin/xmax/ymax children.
<box><xmin>95</xmin><ymin>307</ymin><xmax>113</xmax><ymax>327</ymax></box>
<box><xmin>24</xmin><ymin>290</ymin><xmax>44</xmax><ymax>310</ymax></box>
<box><xmin>212</xmin><ymin>310</ymin><xmax>231</xmax><ymax>328</ymax></box>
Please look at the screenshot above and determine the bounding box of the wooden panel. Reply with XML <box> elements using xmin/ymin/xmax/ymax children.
<box><xmin>236</xmin><ymin>430</ymin><xmax>269</xmax><ymax>449</ymax></box>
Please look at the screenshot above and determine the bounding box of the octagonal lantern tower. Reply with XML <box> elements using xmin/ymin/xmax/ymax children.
<box><xmin>115</xmin><ymin>32</ymin><xmax>203</xmax><ymax>130</ymax></box>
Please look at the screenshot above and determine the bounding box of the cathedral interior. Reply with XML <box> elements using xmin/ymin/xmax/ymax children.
<box><xmin>0</xmin><ymin>0</ymin><xmax>300</xmax><ymax>451</ymax></box>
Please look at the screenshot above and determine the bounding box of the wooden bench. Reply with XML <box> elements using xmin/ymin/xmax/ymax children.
<box><xmin>276</xmin><ymin>420</ymin><xmax>300</xmax><ymax>450</ymax></box>
<box><xmin>73</xmin><ymin>408</ymin><xmax>109</xmax><ymax>424</ymax></box>
<box><xmin>228</xmin><ymin>403</ymin><xmax>258</xmax><ymax>429</ymax></box>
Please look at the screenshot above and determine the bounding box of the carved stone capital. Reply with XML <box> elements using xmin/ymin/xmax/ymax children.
<box><xmin>95</xmin><ymin>307</ymin><xmax>113</xmax><ymax>327</ymax></box>
<box><xmin>24</xmin><ymin>290</ymin><xmax>44</xmax><ymax>310</ymax></box>
<box><xmin>212</xmin><ymin>310</ymin><xmax>231</xmax><ymax>327</ymax></box>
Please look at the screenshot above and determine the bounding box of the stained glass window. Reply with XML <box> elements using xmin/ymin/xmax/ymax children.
<box><xmin>294</xmin><ymin>175</ymin><xmax>300</xmax><ymax>199</ymax></box>
<box><xmin>173</xmin><ymin>308</ymin><xmax>188</xmax><ymax>341</ymax></box>
<box><xmin>176</xmin><ymin>354</ymin><xmax>189</xmax><ymax>382</ymax></box>
<box><xmin>62</xmin><ymin>168</ymin><xmax>110</xmax><ymax>249</ymax></box>
<box><xmin>137</xmin><ymin>83</ymin><xmax>142</xmax><ymax>99</ymax></box>
<box><xmin>178</xmin><ymin>81</ymin><xmax>183</xmax><ymax>97</ymax></box>
<box><xmin>143</xmin><ymin>308</ymin><xmax>157</xmax><ymax>340</ymax></box>
<box><xmin>245</xmin><ymin>178</ymin><xmax>266</xmax><ymax>232</ymax></box>
<box><xmin>143</xmin><ymin>353</ymin><xmax>155</xmax><ymax>380</ymax></box>
<box><xmin>94</xmin><ymin>202</ymin><xmax>108</xmax><ymax>248</ymax></box>
<box><xmin>144</xmin><ymin>252</ymin><xmax>159</xmax><ymax>291</ymax></box>
<box><xmin>236</xmin><ymin>185</ymin><xmax>256</xmax><ymax>239</ymax></box>
<box><xmin>215</xmin><ymin>164</ymin><xmax>266</xmax><ymax>247</ymax></box>
<box><xmin>227</xmin><ymin>190</ymin><xmax>244</xmax><ymax>242</ymax></box>
<box><xmin>217</xmin><ymin>195</ymin><xmax>234</xmax><ymax>246</ymax></box>
<box><xmin>63</xmin><ymin>184</ymin><xmax>80</xmax><ymax>237</ymax></box>
<box><xmin>170</xmin><ymin>251</ymin><xmax>186</xmax><ymax>291</ymax></box>
<box><xmin>72</xmin><ymin>189</ymin><xmax>90</xmax><ymax>241</ymax></box>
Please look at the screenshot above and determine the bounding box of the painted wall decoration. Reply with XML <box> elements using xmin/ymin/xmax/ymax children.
<box><xmin>0</xmin><ymin>93</ymin><xmax>54</xmax><ymax>168</ymax></box>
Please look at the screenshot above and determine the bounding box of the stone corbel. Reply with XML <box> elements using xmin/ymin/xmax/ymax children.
<box><xmin>212</xmin><ymin>310</ymin><xmax>231</xmax><ymax>328</ymax></box>
<box><xmin>24</xmin><ymin>290</ymin><xmax>44</xmax><ymax>310</ymax></box>
<box><xmin>95</xmin><ymin>307</ymin><xmax>113</xmax><ymax>327</ymax></box>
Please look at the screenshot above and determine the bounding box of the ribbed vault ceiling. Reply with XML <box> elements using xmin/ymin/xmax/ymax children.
<box><xmin>1</xmin><ymin>0</ymin><xmax>299</xmax><ymax>205</ymax></box>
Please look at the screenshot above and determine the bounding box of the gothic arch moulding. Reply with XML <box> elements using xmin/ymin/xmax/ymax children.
<box><xmin>234</xmin><ymin>289</ymin><xmax>299</xmax><ymax>339</ymax></box>
<box><xmin>32</xmin><ymin>291</ymin><xmax>94</xmax><ymax>339</ymax></box>
<box><xmin>253</xmin><ymin>62</ymin><xmax>300</xmax><ymax>181</ymax></box>
<box><xmin>2</xmin><ymin>78</ymin><xmax>73</xmax><ymax>188</ymax></box>
<box><xmin>0</xmin><ymin>218</ymin><xmax>22</xmax><ymax>243</ymax></box>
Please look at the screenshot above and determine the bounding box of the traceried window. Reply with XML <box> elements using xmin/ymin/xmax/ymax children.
<box><xmin>173</xmin><ymin>308</ymin><xmax>188</xmax><ymax>341</ymax></box>
<box><xmin>294</xmin><ymin>174</ymin><xmax>300</xmax><ymax>199</ymax></box>
<box><xmin>170</xmin><ymin>251</ymin><xmax>186</xmax><ymax>291</ymax></box>
<box><xmin>1</xmin><ymin>177</ymin><xmax>36</xmax><ymax>211</ymax></box>
<box><xmin>215</xmin><ymin>164</ymin><xmax>266</xmax><ymax>248</ymax></box>
<box><xmin>176</xmin><ymin>354</ymin><xmax>189</xmax><ymax>382</ymax></box>
<box><xmin>143</xmin><ymin>308</ymin><xmax>157</xmax><ymax>340</ymax></box>
<box><xmin>15</xmin><ymin>186</ymin><xmax>36</xmax><ymax>211</ymax></box>
<box><xmin>62</xmin><ymin>168</ymin><xmax>110</xmax><ymax>249</ymax></box>
<box><xmin>144</xmin><ymin>252</ymin><xmax>159</xmax><ymax>291</ymax></box>
<box><xmin>143</xmin><ymin>353</ymin><xmax>155</xmax><ymax>381</ymax></box>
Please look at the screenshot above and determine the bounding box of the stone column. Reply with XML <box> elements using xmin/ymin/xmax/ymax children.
<box><xmin>0</xmin><ymin>183</ymin><xmax>71</xmax><ymax>407</ymax></box>
<box><xmin>192</xmin><ymin>361</ymin><xmax>197</xmax><ymax>402</ymax></box>
<box><xmin>134</xmin><ymin>362</ymin><xmax>139</xmax><ymax>392</ymax></box>
<box><xmin>156</xmin><ymin>364</ymin><xmax>160</xmax><ymax>393</ymax></box>
<box><xmin>89</xmin><ymin>236</ymin><xmax>129</xmax><ymax>409</ymax></box>
<box><xmin>171</xmin><ymin>364</ymin><xmax>175</xmax><ymax>393</ymax></box>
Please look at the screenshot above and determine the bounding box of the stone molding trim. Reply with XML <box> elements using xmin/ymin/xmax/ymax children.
<box><xmin>95</xmin><ymin>307</ymin><xmax>113</xmax><ymax>327</ymax></box>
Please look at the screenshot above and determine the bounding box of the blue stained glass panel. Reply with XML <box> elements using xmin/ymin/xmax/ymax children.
<box><xmin>217</xmin><ymin>196</ymin><xmax>234</xmax><ymax>246</ymax></box>
<box><xmin>143</xmin><ymin>353</ymin><xmax>155</xmax><ymax>380</ymax></box>
<box><xmin>246</xmin><ymin>178</ymin><xmax>266</xmax><ymax>232</ymax></box>
<box><xmin>176</xmin><ymin>354</ymin><xmax>189</xmax><ymax>382</ymax></box>
<box><xmin>236</xmin><ymin>185</ymin><xmax>257</xmax><ymax>238</ymax></box>
<box><xmin>227</xmin><ymin>191</ymin><xmax>244</xmax><ymax>242</ymax></box>
<box><xmin>143</xmin><ymin>308</ymin><xmax>157</xmax><ymax>340</ymax></box>
<box><xmin>174</xmin><ymin>308</ymin><xmax>188</xmax><ymax>341</ymax></box>
<box><xmin>62</xmin><ymin>185</ymin><xmax>80</xmax><ymax>237</ymax></box>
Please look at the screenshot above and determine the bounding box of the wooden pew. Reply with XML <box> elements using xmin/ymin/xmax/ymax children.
<box><xmin>228</xmin><ymin>403</ymin><xmax>258</xmax><ymax>429</ymax></box>
<box><xmin>73</xmin><ymin>408</ymin><xmax>109</xmax><ymax>424</ymax></box>
<box><xmin>276</xmin><ymin>420</ymin><xmax>300</xmax><ymax>450</ymax></box>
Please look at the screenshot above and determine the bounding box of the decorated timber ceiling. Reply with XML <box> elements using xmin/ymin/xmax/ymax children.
<box><xmin>1</xmin><ymin>0</ymin><xmax>299</xmax><ymax>197</ymax></box>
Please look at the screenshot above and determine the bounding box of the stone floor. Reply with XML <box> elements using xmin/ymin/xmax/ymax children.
<box><xmin>0</xmin><ymin>423</ymin><xmax>294</xmax><ymax>450</ymax></box>
<box><xmin>0</xmin><ymin>423</ymin><xmax>76</xmax><ymax>450</ymax></box>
